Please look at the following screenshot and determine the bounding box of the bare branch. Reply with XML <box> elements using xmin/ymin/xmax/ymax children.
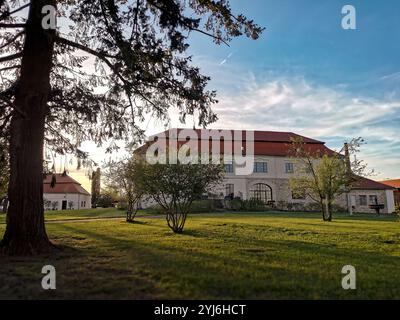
<box><xmin>0</xmin><ymin>23</ymin><xmax>26</xmax><ymax>28</ymax></box>
<box><xmin>0</xmin><ymin>3</ymin><xmax>30</xmax><ymax>21</ymax></box>
<box><xmin>0</xmin><ymin>65</ymin><xmax>20</xmax><ymax>72</ymax></box>
<box><xmin>55</xmin><ymin>36</ymin><xmax>115</xmax><ymax>59</ymax></box>
<box><xmin>0</xmin><ymin>52</ymin><xmax>23</xmax><ymax>63</ymax></box>
<box><xmin>0</xmin><ymin>31</ymin><xmax>24</xmax><ymax>50</ymax></box>
<box><xmin>0</xmin><ymin>95</ymin><xmax>26</xmax><ymax>118</ymax></box>
<box><xmin>147</xmin><ymin>0</ymin><xmax>230</xmax><ymax>46</ymax></box>
<box><xmin>55</xmin><ymin>36</ymin><xmax>159</xmax><ymax>110</ymax></box>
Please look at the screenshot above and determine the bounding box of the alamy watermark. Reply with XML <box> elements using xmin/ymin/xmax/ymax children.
<box><xmin>341</xmin><ymin>265</ymin><xmax>356</xmax><ymax>290</ymax></box>
<box><xmin>342</xmin><ymin>5</ymin><xmax>356</xmax><ymax>30</ymax></box>
<box><xmin>145</xmin><ymin>129</ymin><xmax>255</xmax><ymax>175</ymax></box>
<box><xmin>41</xmin><ymin>265</ymin><xmax>56</xmax><ymax>290</ymax></box>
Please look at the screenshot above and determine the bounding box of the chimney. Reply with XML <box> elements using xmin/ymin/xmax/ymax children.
<box><xmin>344</xmin><ymin>142</ymin><xmax>352</xmax><ymax>178</ymax></box>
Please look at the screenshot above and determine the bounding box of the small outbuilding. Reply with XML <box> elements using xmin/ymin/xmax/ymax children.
<box><xmin>43</xmin><ymin>174</ymin><xmax>91</xmax><ymax>211</ymax></box>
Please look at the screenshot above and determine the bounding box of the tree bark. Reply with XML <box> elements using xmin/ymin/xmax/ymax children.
<box><xmin>0</xmin><ymin>1</ymin><xmax>56</xmax><ymax>255</ymax></box>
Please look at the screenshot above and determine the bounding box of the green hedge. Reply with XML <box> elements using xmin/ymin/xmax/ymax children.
<box><xmin>145</xmin><ymin>200</ymin><xmax>224</xmax><ymax>214</ymax></box>
<box><xmin>224</xmin><ymin>199</ymin><xmax>266</xmax><ymax>211</ymax></box>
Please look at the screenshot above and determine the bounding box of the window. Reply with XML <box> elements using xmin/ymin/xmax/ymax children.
<box><xmin>225</xmin><ymin>163</ymin><xmax>234</xmax><ymax>173</ymax></box>
<box><xmin>253</xmin><ymin>162</ymin><xmax>268</xmax><ymax>173</ymax></box>
<box><xmin>285</xmin><ymin>163</ymin><xmax>294</xmax><ymax>173</ymax></box>
<box><xmin>359</xmin><ymin>195</ymin><xmax>367</xmax><ymax>206</ymax></box>
<box><xmin>250</xmin><ymin>183</ymin><xmax>272</xmax><ymax>203</ymax></box>
<box><xmin>225</xmin><ymin>184</ymin><xmax>234</xmax><ymax>198</ymax></box>
<box><xmin>369</xmin><ymin>195</ymin><xmax>378</xmax><ymax>205</ymax></box>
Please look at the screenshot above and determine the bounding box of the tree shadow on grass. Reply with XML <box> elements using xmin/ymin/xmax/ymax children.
<box><xmin>52</xmin><ymin>222</ymin><xmax>400</xmax><ymax>299</ymax></box>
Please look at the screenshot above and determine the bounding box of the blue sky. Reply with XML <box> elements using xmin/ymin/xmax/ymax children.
<box><xmin>71</xmin><ymin>0</ymin><xmax>400</xmax><ymax>186</ymax></box>
<box><xmin>166</xmin><ymin>0</ymin><xmax>400</xmax><ymax>180</ymax></box>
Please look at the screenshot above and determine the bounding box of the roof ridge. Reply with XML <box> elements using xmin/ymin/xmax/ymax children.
<box><xmin>157</xmin><ymin>128</ymin><xmax>324</xmax><ymax>144</ymax></box>
<box><xmin>43</xmin><ymin>173</ymin><xmax>82</xmax><ymax>186</ymax></box>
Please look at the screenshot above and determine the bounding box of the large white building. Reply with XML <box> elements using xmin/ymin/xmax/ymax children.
<box><xmin>137</xmin><ymin>129</ymin><xmax>396</xmax><ymax>214</ymax></box>
<box><xmin>43</xmin><ymin>174</ymin><xmax>91</xmax><ymax>211</ymax></box>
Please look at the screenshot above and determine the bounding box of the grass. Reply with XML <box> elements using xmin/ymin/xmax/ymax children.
<box><xmin>0</xmin><ymin>207</ymin><xmax>163</xmax><ymax>224</ymax></box>
<box><xmin>0</xmin><ymin>212</ymin><xmax>399</xmax><ymax>299</ymax></box>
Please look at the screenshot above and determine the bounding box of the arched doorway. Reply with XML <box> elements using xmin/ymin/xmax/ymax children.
<box><xmin>250</xmin><ymin>183</ymin><xmax>273</xmax><ymax>203</ymax></box>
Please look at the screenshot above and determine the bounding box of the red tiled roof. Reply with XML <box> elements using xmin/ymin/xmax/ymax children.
<box><xmin>156</xmin><ymin>129</ymin><xmax>324</xmax><ymax>143</ymax></box>
<box><xmin>379</xmin><ymin>179</ymin><xmax>400</xmax><ymax>189</ymax></box>
<box><xmin>351</xmin><ymin>176</ymin><xmax>395</xmax><ymax>190</ymax></box>
<box><xmin>137</xmin><ymin>128</ymin><xmax>335</xmax><ymax>157</ymax></box>
<box><xmin>43</xmin><ymin>174</ymin><xmax>91</xmax><ymax>195</ymax></box>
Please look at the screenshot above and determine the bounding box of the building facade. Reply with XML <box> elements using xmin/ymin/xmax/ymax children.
<box><xmin>43</xmin><ymin>174</ymin><xmax>92</xmax><ymax>211</ymax></box>
<box><xmin>379</xmin><ymin>179</ymin><xmax>400</xmax><ymax>206</ymax></box>
<box><xmin>137</xmin><ymin>129</ymin><xmax>396</xmax><ymax>214</ymax></box>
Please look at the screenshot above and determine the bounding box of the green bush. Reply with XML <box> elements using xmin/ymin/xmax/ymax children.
<box><xmin>395</xmin><ymin>205</ymin><xmax>400</xmax><ymax>217</ymax></box>
<box><xmin>96</xmin><ymin>194</ymin><xmax>115</xmax><ymax>208</ymax></box>
<box><xmin>117</xmin><ymin>201</ymin><xmax>128</xmax><ymax>210</ymax></box>
<box><xmin>224</xmin><ymin>199</ymin><xmax>242</xmax><ymax>211</ymax></box>
<box><xmin>241</xmin><ymin>199</ymin><xmax>266</xmax><ymax>211</ymax></box>
<box><xmin>331</xmin><ymin>204</ymin><xmax>347</xmax><ymax>213</ymax></box>
<box><xmin>144</xmin><ymin>200</ymin><xmax>224</xmax><ymax>215</ymax></box>
<box><xmin>304</xmin><ymin>202</ymin><xmax>321</xmax><ymax>212</ymax></box>
<box><xmin>189</xmin><ymin>200</ymin><xmax>223</xmax><ymax>213</ymax></box>
<box><xmin>223</xmin><ymin>198</ymin><xmax>266</xmax><ymax>211</ymax></box>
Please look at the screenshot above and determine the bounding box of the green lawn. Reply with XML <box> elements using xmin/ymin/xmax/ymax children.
<box><xmin>0</xmin><ymin>207</ymin><xmax>162</xmax><ymax>224</ymax></box>
<box><xmin>0</xmin><ymin>212</ymin><xmax>399</xmax><ymax>299</ymax></box>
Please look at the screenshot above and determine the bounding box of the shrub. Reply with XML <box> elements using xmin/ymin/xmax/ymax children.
<box><xmin>395</xmin><ymin>205</ymin><xmax>400</xmax><ymax>217</ymax></box>
<box><xmin>331</xmin><ymin>204</ymin><xmax>347</xmax><ymax>213</ymax></box>
<box><xmin>224</xmin><ymin>198</ymin><xmax>242</xmax><ymax>211</ymax></box>
<box><xmin>117</xmin><ymin>201</ymin><xmax>128</xmax><ymax>210</ymax></box>
<box><xmin>241</xmin><ymin>199</ymin><xmax>266</xmax><ymax>211</ymax></box>
<box><xmin>223</xmin><ymin>199</ymin><xmax>266</xmax><ymax>211</ymax></box>
<box><xmin>189</xmin><ymin>200</ymin><xmax>223</xmax><ymax>213</ymax></box>
<box><xmin>304</xmin><ymin>202</ymin><xmax>321</xmax><ymax>212</ymax></box>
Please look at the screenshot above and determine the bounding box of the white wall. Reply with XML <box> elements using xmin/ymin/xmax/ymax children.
<box><xmin>385</xmin><ymin>190</ymin><xmax>395</xmax><ymax>213</ymax></box>
<box><xmin>222</xmin><ymin>155</ymin><xmax>297</xmax><ymax>200</ymax></box>
<box><xmin>44</xmin><ymin>193</ymin><xmax>92</xmax><ymax>211</ymax></box>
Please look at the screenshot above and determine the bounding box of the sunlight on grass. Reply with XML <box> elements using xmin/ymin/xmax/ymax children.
<box><xmin>0</xmin><ymin>212</ymin><xmax>399</xmax><ymax>299</ymax></box>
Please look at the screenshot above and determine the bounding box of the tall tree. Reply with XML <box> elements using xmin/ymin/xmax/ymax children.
<box><xmin>91</xmin><ymin>167</ymin><xmax>101</xmax><ymax>208</ymax></box>
<box><xmin>0</xmin><ymin>137</ymin><xmax>9</xmax><ymax>202</ymax></box>
<box><xmin>0</xmin><ymin>1</ymin><xmax>262</xmax><ymax>254</ymax></box>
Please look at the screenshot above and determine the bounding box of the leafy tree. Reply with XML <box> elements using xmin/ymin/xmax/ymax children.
<box><xmin>103</xmin><ymin>157</ymin><xmax>143</xmax><ymax>222</ymax></box>
<box><xmin>96</xmin><ymin>189</ymin><xmax>118</xmax><ymax>208</ymax></box>
<box><xmin>289</xmin><ymin>152</ymin><xmax>347</xmax><ymax>221</ymax></box>
<box><xmin>289</xmin><ymin>137</ymin><xmax>374</xmax><ymax>221</ymax></box>
<box><xmin>0</xmin><ymin>1</ymin><xmax>262</xmax><ymax>254</ymax></box>
<box><xmin>133</xmin><ymin>159</ymin><xmax>224</xmax><ymax>233</ymax></box>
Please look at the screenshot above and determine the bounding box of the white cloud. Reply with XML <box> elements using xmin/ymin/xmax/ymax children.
<box><xmin>206</xmin><ymin>75</ymin><xmax>400</xmax><ymax>179</ymax></box>
<box><xmin>65</xmin><ymin>66</ymin><xmax>400</xmax><ymax>182</ymax></box>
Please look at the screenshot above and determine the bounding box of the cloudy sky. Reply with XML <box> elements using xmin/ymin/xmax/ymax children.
<box><xmin>70</xmin><ymin>0</ymin><xmax>400</xmax><ymax>188</ymax></box>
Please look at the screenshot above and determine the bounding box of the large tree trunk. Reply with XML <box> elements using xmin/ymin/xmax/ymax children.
<box><xmin>0</xmin><ymin>1</ymin><xmax>56</xmax><ymax>255</ymax></box>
